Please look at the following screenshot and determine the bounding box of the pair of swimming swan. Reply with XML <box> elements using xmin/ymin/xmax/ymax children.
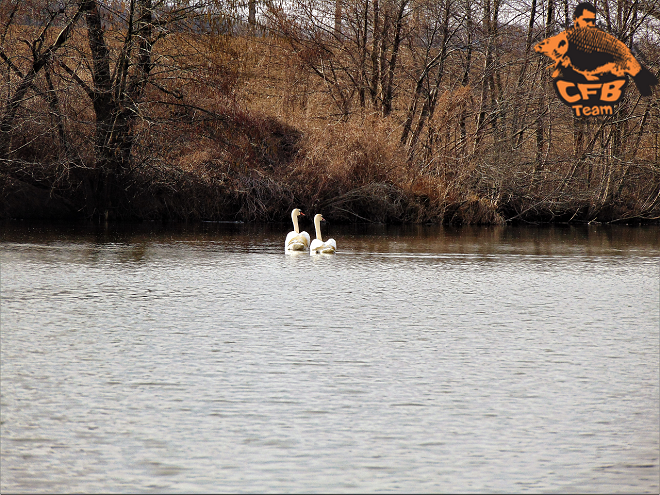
<box><xmin>285</xmin><ymin>208</ymin><xmax>336</xmax><ymax>254</ymax></box>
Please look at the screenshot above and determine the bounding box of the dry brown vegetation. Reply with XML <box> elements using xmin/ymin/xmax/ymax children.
<box><xmin>1</xmin><ymin>0</ymin><xmax>659</xmax><ymax>224</ymax></box>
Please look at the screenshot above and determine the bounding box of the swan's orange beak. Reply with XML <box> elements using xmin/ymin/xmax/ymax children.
<box><xmin>299</xmin><ymin>212</ymin><xmax>305</xmax><ymax>216</ymax></box>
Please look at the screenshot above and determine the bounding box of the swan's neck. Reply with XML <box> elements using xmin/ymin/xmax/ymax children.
<box><xmin>292</xmin><ymin>213</ymin><xmax>300</xmax><ymax>234</ymax></box>
<box><xmin>314</xmin><ymin>217</ymin><xmax>323</xmax><ymax>242</ymax></box>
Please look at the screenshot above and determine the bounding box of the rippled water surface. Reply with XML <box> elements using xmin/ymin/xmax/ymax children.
<box><xmin>1</xmin><ymin>222</ymin><xmax>659</xmax><ymax>493</ymax></box>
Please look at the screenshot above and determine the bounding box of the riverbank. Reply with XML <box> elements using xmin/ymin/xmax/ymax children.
<box><xmin>2</xmin><ymin>113</ymin><xmax>658</xmax><ymax>225</ymax></box>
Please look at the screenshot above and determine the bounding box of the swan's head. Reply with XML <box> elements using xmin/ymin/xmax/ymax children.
<box><xmin>292</xmin><ymin>208</ymin><xmax>305</xmax><ymax>219</ymax></box>
<box><xmin>313</xmin><ymin>213</ymin><xmax>324</xmax><ymax>224</ymax></box>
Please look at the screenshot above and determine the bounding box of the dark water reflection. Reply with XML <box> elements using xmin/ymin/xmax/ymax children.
<box><xmin>2</xmin><ymin>220</ymin><xmax>659</xmax><ymax>255</ymax></box>
<box><xmin>1</xmin><ymin>221</ymin><xmax>658</xmax><ymax>493</ymax></box>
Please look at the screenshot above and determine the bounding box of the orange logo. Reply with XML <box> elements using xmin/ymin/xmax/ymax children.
<box><xmin>534</xmin><ymin>2</ymin><xmax>657</xmax><ymax>117</ymax></box>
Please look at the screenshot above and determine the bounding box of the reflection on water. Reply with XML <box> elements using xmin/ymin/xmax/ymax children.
<box><xmin>1</xmin><ymin>221</ymin><xmax>659</xmax><ymax>493</ymax></box>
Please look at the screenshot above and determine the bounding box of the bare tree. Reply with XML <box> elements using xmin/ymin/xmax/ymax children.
<box><xmin>249</xmin><ymin>0</ymin><xmax>257</xmax><ymax>25</ymax></box>
<box><xmin>400</xmin><ymin>0</ymin><xmax>454</xmax><ymax>152</ymax></box>
<box><xmin>1</xmin><ymin>0</ymin><xmax>244</xmax><ymax>218</ymax></box>
<box><xmin>0</xmin><ymin>1</ymin><xmax>86</xmax><ymax>158</ymax></box>
<box><xmin>263</xmin><ymin>0</ymin><xmax>411</xmax><ymax>118</ymax></box>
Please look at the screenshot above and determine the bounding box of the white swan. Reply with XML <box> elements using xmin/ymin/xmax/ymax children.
<box><xmin>310</xmin><ymin>214</ymin><xmax>336</xmax><ymax>254</ymax></box>
<box><xmin>285</xmin><ymin>208</ymin><xmax>311</xmax><ymax>251</ymax></box>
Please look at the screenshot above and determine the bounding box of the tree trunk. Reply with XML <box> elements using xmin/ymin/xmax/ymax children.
<box><xmin>459</xmin><ymin>0</ymin><xmax>473</xmax><ymax>154</ymax></box>
<box><xmin>78</xmin><ymin>0</ymin><xmax>155</xmax><ymax>219</ymax></box>
<box><xmin>249</xmin><ymin>0</ymin><xmax>257</xmax><ymax>27</ymax></box>
<box><xmin>512</xmin><ymin>0</ymin><xmax>537</xmax><ymax>147</ymax></box>
<box><xmin>534</xmin><ymin>0</ymin><xmax>554</xmax><ymax>169</ymax></box>
<box><xmin>382</xmin><ymin>1</ymin><xmax>407</xmax><ymax>116</ymax></box>
<box><xmin>474</xmin><ymin>0</ymin><xmax>500</xmax><ymax>153</ymax></box>
<box><xmin>370</xmin><ymin>0</ymin><xmax>381</xmax><ymax>105</ymax></box>
<box><xmin>44</xmin><ymin>67</ymin><xmax>69</xmax><ymax>155</ymax></box>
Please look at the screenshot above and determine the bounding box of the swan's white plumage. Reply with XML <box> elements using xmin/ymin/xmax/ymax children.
<box><xmin>310</xmin><ymin>214</ymin><xmax>336</xmax><ymax>254</ymax></box>
<box><xmin>286</xmin><ymin>231</ymin><xmax>311</xmax><ymax>251</ymax></box>
<box><xmin>285</xmin><ymin>208</ymin><xmax>310</xmax><ymax>251</ymax></box>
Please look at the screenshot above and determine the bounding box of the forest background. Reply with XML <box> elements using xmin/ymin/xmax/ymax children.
<box><xmin>1</xmin><ymin>0</ymin><xmax>659</xmax><ymax>224</ymax></box>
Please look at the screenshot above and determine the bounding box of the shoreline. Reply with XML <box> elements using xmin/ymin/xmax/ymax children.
<box><xmin>2</xmin><ymin>176</ymin><xmax>658</xmax><ymax>227</ymax></box>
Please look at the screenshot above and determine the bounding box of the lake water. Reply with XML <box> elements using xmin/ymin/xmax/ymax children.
<box><xmin>1</xmin><ymin>221</ymin><xmax>658</xmax><ymax>493</ymax></box>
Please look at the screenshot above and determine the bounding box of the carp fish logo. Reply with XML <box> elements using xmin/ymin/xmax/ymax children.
<box><xmin>534</xmin><ymin>2</ymin><xmax>658</xmax><ymax>117</ymax></box>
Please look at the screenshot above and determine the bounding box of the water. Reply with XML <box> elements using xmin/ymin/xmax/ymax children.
<box><xmin>1</xmin><ymin>222</ymin><xmax>658</xmax><ymax>493</ymax></box>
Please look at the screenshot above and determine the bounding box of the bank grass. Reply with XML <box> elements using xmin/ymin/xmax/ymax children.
<box><xmin>123</xmin><ymin>110</ymin><xmax>498</xmax><ymax>224</ymax></box>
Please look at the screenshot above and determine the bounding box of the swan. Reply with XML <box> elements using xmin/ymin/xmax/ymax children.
<box><xmin>285</xmin><ymin>208</ymin><xmax>311</xmax><ymax>251</ymax></box>
<box><xmin>310</xmin><ymin>214</ymin><xmax>336</xmax><ymax>254</ymax></box>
